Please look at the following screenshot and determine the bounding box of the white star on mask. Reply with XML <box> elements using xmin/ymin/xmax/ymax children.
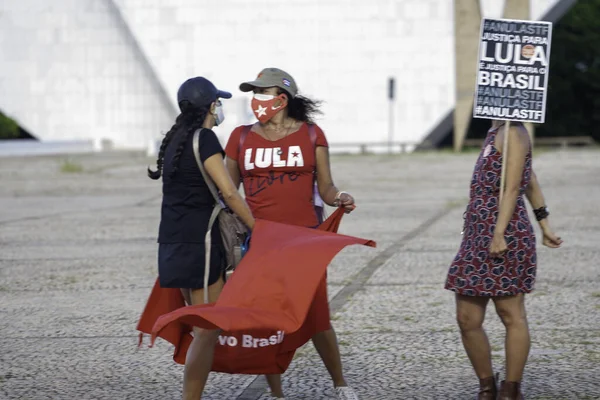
<box><xmin>255</xmin><ymin>104</ymin><xmax>267</xmax><ymax>118</ymax></box>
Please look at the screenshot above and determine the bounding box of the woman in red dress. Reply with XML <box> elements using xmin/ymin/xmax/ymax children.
<box><xmin>225</xmin><ymin>68</ymin><xmax>358</xmax><ymax>400</ymax></box>
<box><xmin>445</xmin><ymin>120</ymin><xmax>563</xmax><ymax>399</ymax></box>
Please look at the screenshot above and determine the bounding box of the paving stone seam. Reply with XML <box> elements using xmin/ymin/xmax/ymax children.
<box><xmin>353</xmin><ymin>279</ymin><xmax>598</xmax><ymax>287</ymax></box>
<box><xmin>236</xmin><ymin>205</ymin><xmax>458</xmax><ymax>400</ymax></box>
<box><xmin>3</xmin><ymin>278</ymin><xmax>593</xmax><ymax>294</ymax></box>
<box><xmin>0</xmin><ymin>238</ymin><xmax>157</xmax><ymax>246</ymax></box>
<box><xmin>3</xmin><ymin>335</ymin><xmax>142</xmax><ymax>340</ymax></box>
<box><xmin>0</xmin><ymin>194</ymin><xmax>160</xmax><ymax>227</ymax></box>
<box><xmin>6</xmin><ymin>328</ymin><xmax>599</xmax><ymax>342</ymax></box>
<box><xmin>0</xmin><ymin>256</ymin><xmax>151</xmax><ymax>262</ymax></box>
<box><xmin>0</xmin><ymin>287</ymin><xmax>157</xmax><ymax>293</ymax></box>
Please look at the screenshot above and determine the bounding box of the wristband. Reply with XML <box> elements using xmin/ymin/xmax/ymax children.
<box><xmin>333</xmin><ymin>191</ymin><xmax>348</xmax><ymax>206</ymax></box>
<box><xmin>533</xmin><ymin>206</ymin><xmax>549</xmax><ymax>221</ymax></box>
<box><xmin>334</xmin><ymin>191</ymin><xmax>348</xmax><ymax>200</ymax></box>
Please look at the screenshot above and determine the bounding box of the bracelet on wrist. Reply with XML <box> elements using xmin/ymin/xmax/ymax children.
<box><xmin>333</xmin><ymin>190</ymin><xmax>348</xmax><ymax>206</ymax></box>
<box><xmin>533</xmin><ymin>206</ymin><xmax>549</xmax><ymax>222</ymax></box>
<box><xmin>335</xmin><ymin>190</ymin><xmax>348</xmax><ymax>200</ymax></box>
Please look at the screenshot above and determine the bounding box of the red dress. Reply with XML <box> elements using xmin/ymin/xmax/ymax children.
<box><xmin>445</xmin><ymin>127</ymin><xmax>537</xmax><ymax>296</ymax></box>
<box><xmin>225</xmin><ymin>122</ymin><xmax>331</xmax><ymax>332</ymax></box>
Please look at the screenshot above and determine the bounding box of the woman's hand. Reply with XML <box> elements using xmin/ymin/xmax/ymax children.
<box><xmin>542</xmin><ymin>229</ymin><xmax>562</xmax><ymax>248</ymax></box>
<box><xmin>334</xmin><ymin>191</ymin><xmax>356</xmax><ymax>213</ymax></box>
<box><xmin>489</xmin><ymin>233</ymin><xmax>508</xmax><ymax>258</ymax></box>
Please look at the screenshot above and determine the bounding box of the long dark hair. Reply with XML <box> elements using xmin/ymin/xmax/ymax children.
<box><xmin>277</xmin><ymin>88</ymin><xmax>323</xmax><ymax>124</ymax></box>
<box><xmin>147</xmin><ymin>103</ymin><xmax>209</xmax><ymax>180</ymax></box>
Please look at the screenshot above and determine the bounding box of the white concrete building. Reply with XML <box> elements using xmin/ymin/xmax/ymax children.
<box><xmin>0</xmin><ymin>0</ymin><xmax>568</xmax><ymax>152</ymax></box>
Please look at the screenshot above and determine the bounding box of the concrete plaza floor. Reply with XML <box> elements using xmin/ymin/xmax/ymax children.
<box><xmin>0</xmin><ymin>148</ymin><xmax>598</xmax><ymax>399</ymax></box>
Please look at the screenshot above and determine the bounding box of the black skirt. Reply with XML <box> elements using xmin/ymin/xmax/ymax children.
<box><xmin>158</xmin><ymin>242</ymin><xmax>224</xmax><ymax>289</ymax></box>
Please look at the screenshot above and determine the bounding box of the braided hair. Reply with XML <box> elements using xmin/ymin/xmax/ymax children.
<box><xmin>168</xmin><ymin>107</ymin><xmax>208</xmax><ymax>178</ymax></box>
<box><xmin>147</xmin><ymin>102</ymin><xmax>210</xmax><ymax>180</ymax></box>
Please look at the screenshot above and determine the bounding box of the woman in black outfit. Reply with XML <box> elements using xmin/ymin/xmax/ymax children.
<box><xmin>148</xmin><ymin>76</ymin><xmax>255</xmax><ymax>400</ymax></box>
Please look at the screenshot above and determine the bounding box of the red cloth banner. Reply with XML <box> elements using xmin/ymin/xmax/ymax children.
<box><xmin>136</xmin><ymin>208</ymin><xmax>376</xmax><ymax>374</ymax></box>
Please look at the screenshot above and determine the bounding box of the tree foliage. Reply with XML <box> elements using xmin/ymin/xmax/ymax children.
<box><xmin>537</xmin><ymin>0</ymin><xmax>600</xmax><ymax>140</ymax></box>
<box><xmin>0</xmin><ymin>112</ymin><xmax>19</xmax><ymax>139</ymax></box>
<box><xmin>461</xmin><ymin>0</ymin><xmax>600</xmax><ymax>143</ymax></box>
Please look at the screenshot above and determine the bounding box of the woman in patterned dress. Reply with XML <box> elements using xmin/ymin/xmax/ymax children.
<box><xmin>445</xmin><ymin>120</ymin><xmax>563</xmax><ymax>400</ymax></box>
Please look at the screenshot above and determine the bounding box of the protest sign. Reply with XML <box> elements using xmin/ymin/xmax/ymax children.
<box><xmin>473</xmin><ymin>18</ymin><xmax>553</xmax><ymax>123</ymax></box>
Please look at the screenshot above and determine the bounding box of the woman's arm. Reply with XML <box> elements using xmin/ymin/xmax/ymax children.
<box><xmin>490</xmin><ymin>126</ymin><xmax>530</xmax><ymax>255</ymax></box>
<box><xmin>204</xmin><ymin>154</ymin><xmax>254</xmax><ymax>229</ymax></box>
<box><xmin>525</xmin><ymin>170</ymin><xmax>551</xmax><ymax>232</ymax></box>
<box><xmin>315</xmin><ymin>146</ymin><xmax>354</xmax><ymax>210</ymax></box>
<box><xmin>225</xmin><ymin>156</ymin><xmax>241</xmax><ymax>191</ymax></box>
<box><xmin>315</xmin><ymin>146</ymin><xmax>338</xmax><ymax>206</ymax></box>
<box><xmin>524</xmin><ymin>170</ymin><xmax>563</xmax><ymax>248</ymax></box>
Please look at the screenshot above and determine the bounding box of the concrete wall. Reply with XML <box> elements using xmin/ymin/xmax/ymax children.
<box><xmin>0</xmin><ymin>0</ymin><xmax>564</xmax><ymax>150</ymax></box>
<box><xmin>0</xmin><ymin>0</ymin><xmax>173</xmax><ymax>149</ymax></box>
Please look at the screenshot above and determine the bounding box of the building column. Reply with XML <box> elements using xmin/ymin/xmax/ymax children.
<box><xmin>454</xmin><ymin>0</ymin><xmax>482</xmax><ymax>152</ymax></box>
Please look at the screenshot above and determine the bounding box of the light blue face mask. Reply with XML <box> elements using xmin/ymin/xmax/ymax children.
<box><xmin>214</xmin><ymin>101</ymin><xmax>225</xmax><ymax>126</ymax></box>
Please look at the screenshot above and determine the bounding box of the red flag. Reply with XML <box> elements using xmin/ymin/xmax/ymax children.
<box><xmin>137</xmin><ymin>207</ymin><xmax>376</xmax><ymax>374</ymax></box>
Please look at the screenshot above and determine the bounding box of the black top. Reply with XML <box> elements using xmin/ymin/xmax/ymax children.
<box><xmin>158</xmin><ymin>128</ymin><xmax>224</xmax><ymax>244</ymax></box>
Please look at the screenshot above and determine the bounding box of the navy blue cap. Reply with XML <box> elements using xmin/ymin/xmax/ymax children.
<box><xmin>176</xmin><ymin>77</ymin><xmax>232</xmax><ymax>111</ymax></box>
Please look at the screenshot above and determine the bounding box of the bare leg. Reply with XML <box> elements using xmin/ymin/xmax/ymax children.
<box><xmin>180</xmin><ymin>288</ymin><xmax>192</xmax><ymax>306</ymax></box>
<box><xmin>312</xmin><ymin>328</ymin><xmax>346</xmax><ymax>387</ymax></box>
<box><xmin>264</xmin><ymin>328</ymin><xmax>347</xmax><ymax>397</ymax></box>
<box><xmin>456</xmin><ymin>294</ymin><xmax>494</xmax><ymax>379</ymax></box>
<box><xmin>265</xmin><ymin>374</ymin><xmax>284</xmax><ymax>398</ymax></box>
<box><xmin>183</xmin><ymin>328</ymin><xmax>220</xmax><ymax>400</ymax></box>
<box><xmin>182</xmin><ymin>277</ymin><xmax>225</xmax><ymax>400</ymax></box>
<box><xmin>493</xmin><ymin>294</ymin><xmax>530</xmax><ymax>382</ymax></box>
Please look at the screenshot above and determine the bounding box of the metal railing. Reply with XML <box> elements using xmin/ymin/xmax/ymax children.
<box><xmin>327</xmin><ymin>141</ymin><xmax>420</xmax><ymax>154</ymax></box>
<box><xmin>462</xmin><ymin>136</ymin><xmax>596</xmax><ymax>149</ymax></box>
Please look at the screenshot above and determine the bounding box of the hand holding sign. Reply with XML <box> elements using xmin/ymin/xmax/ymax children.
<box><xmin>473</xmin><ymin>18</ymin><xmax>553</xmax><ymax>201</ymax></box>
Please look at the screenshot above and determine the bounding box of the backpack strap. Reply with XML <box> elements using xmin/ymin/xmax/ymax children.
<box><xmin>192</xmin><ymin>128</ymin><xmax>224</xmax><ymax>304</ymax></box>
<box><xmin>193</xmin><ymin>128</ymin><xmax>221</xmax><ymax>205</ymax></box>
<box><xmin>237</xmin><ymin>125</ymin><xmax>253</xmax><ymax>183</ymax></box>
<box><xmin>307</xmin><ymin>123</ymin><xmax>318</xmax><ymax>175</ymax></box>
<box><xmin>307</xmin><ymin>123</ymin><xmax>317</xmax><ymax>152</ymax></box>
<box><xmin>238</xmin><ymin>125</ymin><xmax>253</xmax><ymax>155</ymax></box>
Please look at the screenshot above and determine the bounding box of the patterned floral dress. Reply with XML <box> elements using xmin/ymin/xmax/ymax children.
<box><xmin>445</xmin><ymin>126</ymin><xmax>536</xmax><ymax>297</ymax></box>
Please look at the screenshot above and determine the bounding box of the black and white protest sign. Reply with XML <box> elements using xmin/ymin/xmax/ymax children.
<box><xmin>473</xmin><ymin>18</ymin><xmax>553</xmax><ymax>123</ymax></box>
